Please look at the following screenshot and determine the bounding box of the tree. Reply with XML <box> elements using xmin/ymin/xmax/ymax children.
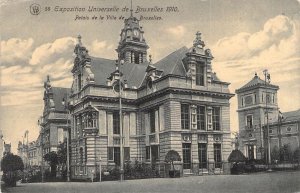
<box><xmin>165</xmin><ymin>150</ymin><xmax>181</xmax><ymax>177</ymax></box>
<box><xmin>57</xmin><ymin>141</ymin><xmax>67</xmax><ymax>165</ymax></box>
<box><xmin>228</xmin><ymin>150</ymin><xmax>246</xmax><ymax>163</ymax></box>
<box><xmin>57</xmin><ymin>141</ymin><xmax>68</xmax><ymax>179</ymax></box>
<box><xmin>1</xmin><ymin>153</ymin><xmax>24</xmax><ymax>187</ymax></box>
<box><xmin>44</xmin><ymin>151</ymin><xmax>58</xmax><ymax>179</ymax></box>
<box><xmin>280</xmin><ymin>144</ymin><xmax>293</xmax><ymax>162</ymax></box>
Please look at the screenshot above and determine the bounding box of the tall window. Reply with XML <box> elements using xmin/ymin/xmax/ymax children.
<box><xmin>198</xmin><ymin>143</ymin><xmax>207</xmax><ymax>169</ymax></box>
<box><xmin>146</xmin><ymin>146</ymin><xmax>150</xmax><ymax>160</ymax></box>
<box><xmin>197</xmin><ymin>106</ymin><xmax>206</xmax><ymax>130</ymax></box>
<box><xmin>151</xmin><ymin>145</ymin><xmax>159</xmax><ymax>163</ymax></box>
<box><xmin>114</xmin><ymin>147</ymin><xmax>120</xmax><ymax>166</ymax></box>
<box><xmin>241</xmin><ymin>97</ymin><xmax>244</xmax><ymax>107</ymax></box>
<box><xmin>246</xmin><ymin>115</ymin><xmax>253</xmax><ymax>129</ymax></box>
<box><xmin>150</xmin><ymin>110</ymin><xmax>156</xmax><ymax>133</ymax></box>
<box><xmin>108</xmin><ymin>147</ymin><xmax>114</xmax><ymax>161</ymax></box>
<box><xmin>182</xmin><ymin>143</ymin><xmax>191</xmax><ymax>169</ymax></box>
<box><xmin>181</xmin><ymin>104</ymin><xmax>190</xmax><ymax>129</ymax></box>
<box><xmin>124</xmin><ymin>147</ymin><xmax>130</xmax><ymax>161</ymax></box>
<box><xmin>214</xmin><ymin>144</ymin><xmax>222</xmax><ymax>168</ymax></box>
<box><xmin>248</xmin><ymin>145</ymin><xmax>255</xmax><ymax>160</ymax></box>
<box><xmin>108</xmin><ymin>147</ymin><xmax>120</xmax><ymax>166</ymax></box>
<box><xmin>212</xmin><ymin>107</ymin><xmax>220</xmax><ymax>130</ymax></box>
<box><xmin>113</xmin><ymin>112</ymin><xmax>120</xmax><ymax>134</ymax></box>
<box><xmin>134</xmin><ymin>52</ymin><xmax>139</xmax><ymax>64</ymax></box>
<box><xmin>196</xmin><ymin>64</ymin><xmax>204</xmax><ymax>86</ymax></box>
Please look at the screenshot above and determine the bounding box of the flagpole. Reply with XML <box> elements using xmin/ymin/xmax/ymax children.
<box><xmin>263</xmin><ymin>69</ymin><xmax>272</xmax><ymax>171</ymax></box>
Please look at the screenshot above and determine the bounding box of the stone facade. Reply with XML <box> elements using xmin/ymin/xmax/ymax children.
<box><xmin>69</xmin><ymin>13</ymin><xmax>234</xmax><ymax>180</ymax></box>
<box><xmin>263</xmin><ymin>109</ymin><xmax>300</xmax><ymax>159</ymax></box>
<box><xmin>39</xmin><ymin>76</ymin><xmax>70</xmax><ymax>156</ymax></box>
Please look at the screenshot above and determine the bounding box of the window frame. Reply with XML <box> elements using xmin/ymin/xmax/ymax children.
<box><xmin>246</xmin><ymin>114</ymin><xmax>253</xmax><ymax>129</ymax></box>
<box><xmin>181</xmin><ymin>104</ymin><xmax>190</xmax><ymax>130</ymax></box>
<box><xmin>197</xmin><ymin>106</ymin><xmax>206</xmax><ymax>130</ymax></box>
<box><xmin>146</xmin><ymin>146</ymin><xmax>150</xmax><ymax>161</ymax></box>
<box><xmin>195</xmin><ymin>63</ymin><xmax>205</xmax><ymax>86</ymax></box>
<box><xmin>212</xmin><ymin>107</ymin><xmax>221</xmax><ymax>131</ymax></box>
<box><xmin>113</xmin><ymin>112</ymin><xmax>120</xmax><ymax>134</ymax></box>
<box><xmin>198</xmin><ymin>143</ymin><xmax>207</xmax><ymax>169</ymax></box>
<box><xmin>149</xmin><ymin>109</ymin><xmax>156</xmax><ymax>133</ymax></box>
<box><xmin>182</xmin><ymin>143</ymin><xmax>191</xmax><ymax>169</ymax></box>
<box><xmin>214</xmin><ymin>144</ymin><xmax>222</xmax><ymax>168</ymax></box>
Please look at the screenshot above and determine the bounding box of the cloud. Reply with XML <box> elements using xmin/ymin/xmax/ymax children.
<box><xmin>1</xmin><ymin>37</ymin><xmax>77</xmax><ymax>106</ymax></box>
<box><xmin>30</xmin><ymin>37</ymin><xmax>76</xmax><ymax>65</ymax></box>
<box><xmin>210</xmin><ymin>15</ymin><xmax>300</xmax><ymax>132</ymax></box>
<box><xmin>213</xmin><ymin>15</ymin><xmax>299</xmax><ymax>62</ymax></box>
<box><xmin>1</xmin><ymin>38</ymin><xmax>34</xmax><ymax>64</ymax></box>
<box><xmin>89</xmin><ymin>40</ymin><xmax>115</xmax><ymax>59</ymax></box>
<box><xmin>166</xmin><ymin>25</ymin><xmax>186</xmax><ymax>37</ymax></box>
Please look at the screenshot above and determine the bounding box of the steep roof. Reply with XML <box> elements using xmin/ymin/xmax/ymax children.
<box><xmin>91</xmin><ymin>57</ymin><xmax>149</xmax><ymax>88</ymax></box>
<box><xmin>283</xmin><ymin>109</ymin><xmax>300</xmax><ymax>122</ymax></box>
<box><xmin>52</xmin><ymin>87</ymin><xmax>71</xmax><ymax>111</ymax></box>
<box><xmin>236</xmin><ymin>73</ymin><xmax>279</xmax><ymax>93</ymax></box>
<box><xmin>154</xmin><ymin>47</ymin><xmax>189</xmax><ymax>76</ymax></box>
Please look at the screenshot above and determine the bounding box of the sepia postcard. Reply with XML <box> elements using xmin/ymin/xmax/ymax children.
<box><xmin>0</xmin><ymin>0</ymin><xmax>300</xmax><ymax>192</ymax></box>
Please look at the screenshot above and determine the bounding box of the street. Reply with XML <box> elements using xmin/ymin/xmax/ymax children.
<box><xmin>2</xmin><ymin>171</ymin><xmax>300</xmax><ymax>193</ymax></box>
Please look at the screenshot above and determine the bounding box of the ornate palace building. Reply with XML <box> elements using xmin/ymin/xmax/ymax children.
<box><xmin>69</xmin><ymin>13</ymin><xmax>234</xmax><ymax>180</ymax></box>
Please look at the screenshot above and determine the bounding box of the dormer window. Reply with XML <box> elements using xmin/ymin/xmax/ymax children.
<box><xmin>134</xmin><ymin>52</ymin><xmax>139</xmax><ymax>64</ymax></box>
<box><xmin>196</xmin><ymin>63</ymin><xmax>204</xmax><ymax>86</ymax></box>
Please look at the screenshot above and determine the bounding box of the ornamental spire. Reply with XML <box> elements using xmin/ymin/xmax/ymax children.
<box><xmin>130</xmin><ymin>0</ymin><xmax>133</xmax><ymax>17</ymax></box>
<box><xmin>193</xmin><ymin>31</ymin><xmax>205</xmax><ymax>48</ymax></box>
<box><xmin>77</xmin><ymin>34</ymin><xmax>82</xmax><ymax>46</ymax></box>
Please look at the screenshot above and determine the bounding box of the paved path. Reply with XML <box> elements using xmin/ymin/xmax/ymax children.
<box><xmin>2</xmin><ymin>171</ymin><xmax>300</xmax><ymax>193</ymax></box>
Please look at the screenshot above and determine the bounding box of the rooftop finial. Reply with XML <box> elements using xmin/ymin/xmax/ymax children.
<box><xmin>77</xmin><ymin>34</ymin><xmax>82</xmax><ymax>45</ymax></box>
<box><xmin>130</xmin><ymin>0</ymin><xmax>133</xmax><ymax>17</ymax></box>
<box><xmin>193</xmin><ymin>31</ymin><xmax>205</xmax><ymax>48</ymax></box>
<box><xmin>149</xmin><ymin>54</ymin><xmax>152</xmax><ymax>64</ymax></box>
<box><xmin>255</xmin><ymin>72</ymin><xmax>257</xmax><ymax>77</ymax></box>
<box><xmin>196</xmin><ymin>31</ymin><xmax>201</xmax><ymax>40</ymax></box>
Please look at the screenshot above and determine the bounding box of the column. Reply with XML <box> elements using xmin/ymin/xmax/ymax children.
<box><xmin>139</xmin><ymin>53</ymin><xmax>142</xmax><ymax>64</ymax></box>
<box><xmin>207</xmin><ymin>134</ymin><xmax>214</xmax><ymax>172</ymax></box>
<box><xmin>124</xmin><ymin>113</ymin><xmax>130</xmax><ymax>147</ymax></box>
<box><xmin>191</xmin><ymin>105</ymin><xmax>197</xmax><ymax>130</ymax></box>
<box><xmin>145</xmin><ymin>113</ymin><xmax>150</xmax><ymax>146</ymax></box>
<box><xmin>155</xmin><ymin>110</ymin><xmax>159</xmax><ymax>144</ymax></box>
<box><xmin>98</xmin><ymin>110</ymin><xmax>107</xmax><ymax>135</ymax></box>
<box><xmin>207</xmin><ymin>106</ymin><xmax>213</xmax><ymax>131</ymax></box>
<box><xmin>191</xmin><ymin>134</ymin><xmax>199</xmax><ymax>174</ymax></box>
<box><xmin>107</xmin><ymin>113</ymin><xmax>113</xmax><ymax>146</ymax></box>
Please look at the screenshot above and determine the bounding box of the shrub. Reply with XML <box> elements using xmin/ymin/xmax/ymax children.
<box><xmin>1</xmin><ymin>153</ymin><xmax>24</xmax><ymax>187</ymax></box>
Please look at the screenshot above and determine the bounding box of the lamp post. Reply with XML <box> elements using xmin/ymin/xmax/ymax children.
<box><xmin>263</xmin><ymin>69</ymin><xmax>272</xmax><ymax>171</ymax></box>
<box><xmin>114</xmin><ymin>59</ymin><xmax>125</xmax><ymax>181</ymax></box>
<box><xmin>38</xmin><ymin>118</ymin><xmax>44</xmax><ymax>183</ymax></box>
<box><xmin>62</xmin><ymin>98</ymin><xmax>71</xmax><ymax>182</ymax></box>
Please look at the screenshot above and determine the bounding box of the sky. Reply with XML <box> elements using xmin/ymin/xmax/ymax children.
<box><xmin>1</xmin><ymin>0</ymin><xmax>300</xmax><ymax>153</ymax></box>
